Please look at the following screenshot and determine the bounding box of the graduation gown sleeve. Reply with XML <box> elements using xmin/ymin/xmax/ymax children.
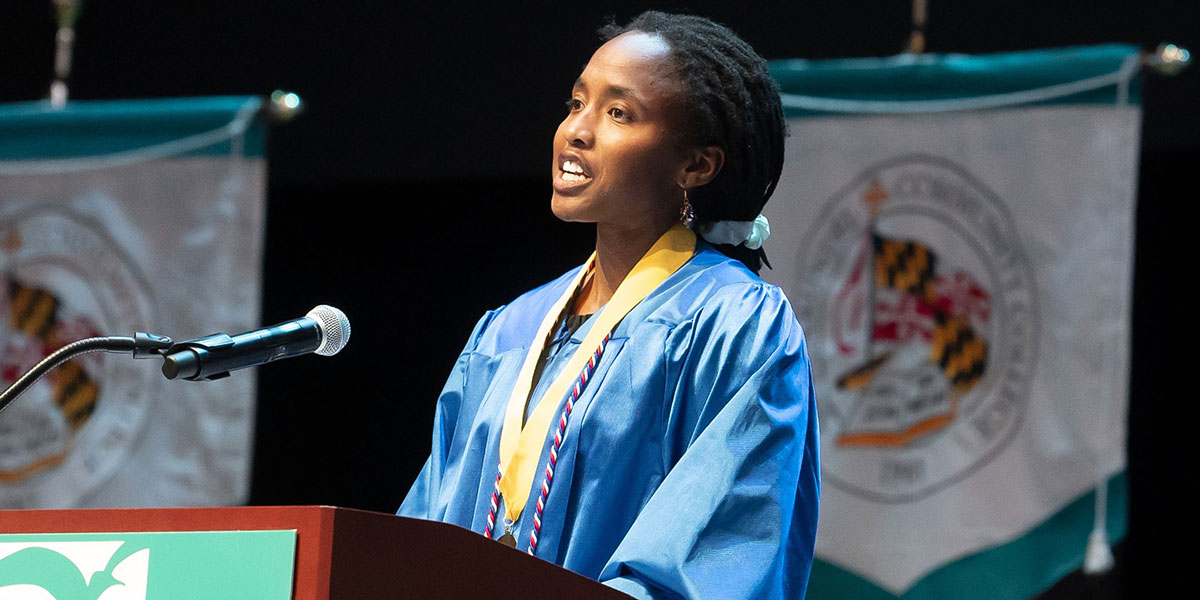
<box><xmin>598</xmin><ymin>281</ymin><xmax>820</xmax><ymax>600</ymax></box>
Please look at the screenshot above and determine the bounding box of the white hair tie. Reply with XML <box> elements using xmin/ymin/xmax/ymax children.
<box><xmin>696</xmin><ymin>214</ymin><xmax>771</xmax><ymax>250</ymax></box>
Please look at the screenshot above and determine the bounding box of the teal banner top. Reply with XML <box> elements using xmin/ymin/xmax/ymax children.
<box><xmin>0</xmin><ymin>96</ymin><xmax>265</xmax><ymax>161</ymax></box>
<box><xmin>769</xmin><ymin>44</ymin><xmax>1142</xmax><ymax>117</ymax></box>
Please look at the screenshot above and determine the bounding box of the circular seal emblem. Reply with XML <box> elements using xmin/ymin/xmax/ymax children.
<box><xmin>0</xmin><ymin>205</ymin><xmax>158</xmax><ymax>507</ymax></box>
<box><xmin>794</xmin><ymin>155</ymin><xmax>1038</xmax><ymax>503</ymax></box>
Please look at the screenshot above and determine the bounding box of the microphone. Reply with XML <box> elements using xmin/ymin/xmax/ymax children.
<box><xmin>161</xmin><ymin>305</ymin><xmax>350</xmax><ymax>381</ymax></box>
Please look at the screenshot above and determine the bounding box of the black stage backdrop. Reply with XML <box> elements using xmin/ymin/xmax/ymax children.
<box><xmin>2</xmin><ymin>2</ymin><xmax>1196</xmax><ymax>597</ymax></box>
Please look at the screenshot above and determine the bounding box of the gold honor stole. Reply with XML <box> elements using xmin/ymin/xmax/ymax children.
<box><xmin>496</xmin><ymin>223</ymin><xmax>696</xmax><ymax>525</ymax></box>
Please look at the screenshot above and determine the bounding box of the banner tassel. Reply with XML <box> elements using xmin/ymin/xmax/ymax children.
<box><xmin>1083</xmin><ymin>529</ymin><xmax>1114</xmax><ymax>574</ymax></box>
<box><xmin>1082</xmin><ymin>480</ymin><xmax>1114</xmax><ymax>574</ymax></box>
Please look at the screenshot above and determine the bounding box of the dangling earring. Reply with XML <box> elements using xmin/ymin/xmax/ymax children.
<box><xmin>679</xmin><ymin>188</ymin><xmax>695</xmax><ymax>227</ymax></box>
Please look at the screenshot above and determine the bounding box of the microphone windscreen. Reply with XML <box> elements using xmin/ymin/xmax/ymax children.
<box><xmin>307</xmin><ymin>305</ymin><xmax>351</xmax><ymax>356</ymax></box>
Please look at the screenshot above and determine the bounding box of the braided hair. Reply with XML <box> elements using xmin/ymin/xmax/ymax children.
<box><xmin>599</xmin><ymin>11</ymin><xmax>786</xmax><ymax>273</ymax></box>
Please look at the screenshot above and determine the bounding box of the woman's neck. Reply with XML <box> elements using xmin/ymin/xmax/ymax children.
<box><xmin>573</xmin><ymin>221</ymin><xmax>673</xmax><ymax>315</ymax></box>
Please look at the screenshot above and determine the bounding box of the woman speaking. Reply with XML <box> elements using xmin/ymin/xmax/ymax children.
<box><xmin>399</xmin><ymin>11</ymin><xmax>820</xmax><ymax>599</ymax></box>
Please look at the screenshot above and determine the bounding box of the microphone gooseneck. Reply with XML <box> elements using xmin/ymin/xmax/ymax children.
<box><xmin>0</xmin><ymin>333</ymin><xmax>173</xmax><ymax>416</ymax></box>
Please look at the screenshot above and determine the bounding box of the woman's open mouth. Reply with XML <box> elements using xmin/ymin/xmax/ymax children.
<box><xmin>553</xmin><ymin>157</ymin><xmax>593</xmax><ymax>193</ymax></box>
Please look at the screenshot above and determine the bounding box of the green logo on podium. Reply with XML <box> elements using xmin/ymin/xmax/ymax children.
<box><xmin>0</xmin><ymin>530</ymin><xmax>295</xmax><ymax>600</ymax></box>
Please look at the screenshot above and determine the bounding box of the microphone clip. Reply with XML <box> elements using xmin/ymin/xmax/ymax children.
<box><xmin>133</xmin><ymin>331</ymin><xmax>175</xmax><ymax>358</ymax></box>
<box><xmin>161</xmin><ymin>335</ymin><xmax>238</xmax><ymax>381</ymax></box>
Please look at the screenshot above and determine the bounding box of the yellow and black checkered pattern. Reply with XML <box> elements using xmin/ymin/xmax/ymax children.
<box><xmin>929</xmin><ymin>312</ymin><xmax>987</xmax><ymax>391</ymax></box>
<box><xmin>6</xmin><ymin>278</ymin><xmax>98</xmax><ymax>431</ymax></box>
<box><xmin>52</xmin><ymin>359</ymin><xmax>99</xmax><ymax>428</ymax></box>
<box><xmin>873</xmin><ymin>235</ymin><xmax>938</xmax><ymax>303</ymax></box>
<box><xmin>8</xmin><ymin>279</ymin><xmax>59</xmax><ymax>339</ymax></box>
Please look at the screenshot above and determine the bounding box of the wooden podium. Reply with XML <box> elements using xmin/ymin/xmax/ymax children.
<box><xmin>0</xmin><ymin>506</ymin><xmax>632</xmax><ymax>599</ymax></box>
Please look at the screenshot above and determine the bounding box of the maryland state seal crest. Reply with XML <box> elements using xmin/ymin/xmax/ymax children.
<box><xmin>794</xmin><ymin>155</ymin><xmax>1038</xmax><ymax>502</ymax></box>
<box><xmin>0</xmin><ymin>205</ymin><xmax>158</xmax><ymax>507</ymax></box>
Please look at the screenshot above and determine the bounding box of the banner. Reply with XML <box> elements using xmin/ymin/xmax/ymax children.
<box><xmin>764</xmin><ymin>46</ymin><xmax>1140</xmax><ymax>598</ymax></box>
<box><xmin>0</xmin><ymin>97</ymin><xmax>266</xmax><ymax>508</ymax></box>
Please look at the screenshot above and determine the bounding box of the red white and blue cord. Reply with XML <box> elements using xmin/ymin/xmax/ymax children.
<box><xmin>483</xmin><ymin>331</ymin><xmax>613</xmax><ymax>555</ymax></box>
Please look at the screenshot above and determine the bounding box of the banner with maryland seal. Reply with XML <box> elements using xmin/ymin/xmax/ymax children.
<box><xmin>0</xmin><ymin>97</ymin><xmax>265</xmax><ymax>509</ymax></box>
<box><xmin>765</xmin><ymin>46</ymin><xmax>1141</xmax><ymax>598</ymax></box>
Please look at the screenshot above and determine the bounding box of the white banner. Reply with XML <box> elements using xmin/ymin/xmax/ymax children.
<box><xmin>0</xmin><ymin>98</ymin><xmax>265</xmax><ymax>509</ymax></box>
<box><xmin>764</xmin><ymin>104</ymin><xmax>1139</xmax><ymax>594</ymax></box>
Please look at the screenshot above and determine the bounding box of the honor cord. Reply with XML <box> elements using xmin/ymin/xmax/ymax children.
<box><xmin>483</xmin><ymin>331</ymin><xmax>613</xmax><ymax>556</ymax></box>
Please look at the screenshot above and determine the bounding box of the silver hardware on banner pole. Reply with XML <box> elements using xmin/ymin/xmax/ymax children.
<box><xmin>266</xmin><ymin>90</ymin><xmax>305</xmax><ymax>123</ymax></box>
<box><xmin>1143</xmin><ymin>43</ymin><xmax>1191</xmax><ymax>76</ymax></box>
<box><xmin>905</xmin><ymin>0</ymin><xmax>928</xmax><ymax>54</ymax></box>
<box><xmin>49</xmin><ymin>0</ymin><xmax>82</xmax><ymax>109</ymax></box>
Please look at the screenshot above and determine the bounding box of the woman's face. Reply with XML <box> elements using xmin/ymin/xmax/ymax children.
<box><xmin>551</xmin><ymin>31</ymin><xmax>692</xmax><ymax>232</ymax></box>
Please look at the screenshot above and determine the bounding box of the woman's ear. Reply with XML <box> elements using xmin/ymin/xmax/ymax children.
<box><xmin>679</xmin><ymin>146</ymin><xmax>725</xmax><ymax>189</ymax></box>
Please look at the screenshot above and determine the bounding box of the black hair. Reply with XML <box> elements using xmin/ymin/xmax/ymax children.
<box><xmin>599</xmin><ymin>11</ymin><xmax>786</xmax><ymax>273</ymax></box>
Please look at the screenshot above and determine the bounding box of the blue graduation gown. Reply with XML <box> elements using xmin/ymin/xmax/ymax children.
<box><xmin>399</xmin><ymin>242</ymin><xmax>820</xmax><ymax>599</ymax></box>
